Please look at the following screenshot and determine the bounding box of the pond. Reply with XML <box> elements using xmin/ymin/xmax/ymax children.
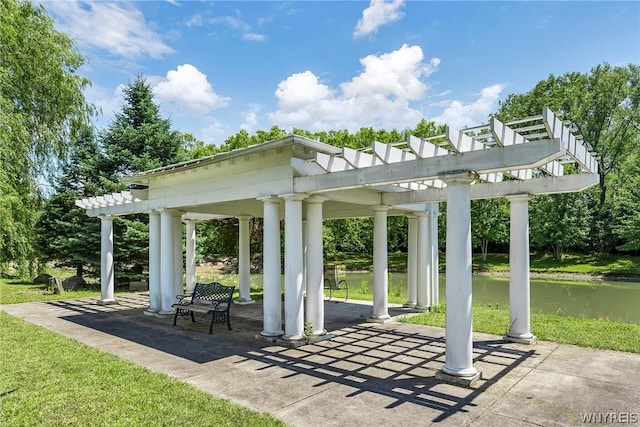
<box><xmin>200</xmin><ymin>272</ymin><xmax>640</xmax><ymax>324</ymax></box>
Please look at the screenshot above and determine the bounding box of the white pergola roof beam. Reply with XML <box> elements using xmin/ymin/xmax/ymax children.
<box><xmin>384</xmin><ymin>173</ymin><xmax>599</xmax><ymax>205</ymax></box>
<box><xmin>296</xmin><ymin>139</ymin><xmax>564</xmax><ymax>194</ymax></box>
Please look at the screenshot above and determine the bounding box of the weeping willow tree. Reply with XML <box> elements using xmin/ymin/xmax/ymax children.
<box><xmin>0</xmin><ymin>0</ymin><xmax>94</xmax><ymax>276</ymax></box>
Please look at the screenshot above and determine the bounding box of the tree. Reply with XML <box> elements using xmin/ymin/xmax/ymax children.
<box><xmin>471</xmin><ymin>198</ymin><xmax>509</xmax><ymax>259</ymax></box>
<box><xmin>99</xmin><ymin>75</ymin><xmax>185</xmax><ymax>280</ymax></box>
<box><xmin>529</xmin><ymin>193</ymin><xmax>591</xmax><ymax>260</ymax></box>
<box><xmin>36</xmin><ymin>129</ymin><xmax>104</xmax><ymax>277</ymax></box>
<box><xmin>0</xmin><ymin>0</ymin><xmax>93</xmax><ymax>274</ymax></box>
<box><xmin>496</xmin><ymin>63</ymin><xmax>640</xmax><ymax>252</ymax></box>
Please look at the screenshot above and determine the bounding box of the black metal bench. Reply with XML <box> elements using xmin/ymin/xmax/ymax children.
<box><xmin>172</xmin><ymin>282</ymin><xmax>235</xmax><ymax>334</ymax></box>
<box><xmin>324</xmin><ymin>264</ymin><xmax>349</xmax><ymax>301</ymax></box>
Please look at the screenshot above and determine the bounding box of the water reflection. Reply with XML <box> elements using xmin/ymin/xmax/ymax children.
<box><xmin>203</xmin><ymin>272</ymin><xmax>640</xmax><ymax>323</ymax></box>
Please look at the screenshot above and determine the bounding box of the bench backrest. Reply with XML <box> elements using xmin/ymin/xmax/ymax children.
<box><xmin>192</xmin><ymin>282</ymin><xmax>234</xmax><ymax>305</ymax></box>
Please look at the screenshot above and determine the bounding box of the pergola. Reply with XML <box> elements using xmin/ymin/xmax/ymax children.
<box><xmin>76</xmin><ymin>107</ymin><xmax>598</xmax><ymax>385</ymax></box>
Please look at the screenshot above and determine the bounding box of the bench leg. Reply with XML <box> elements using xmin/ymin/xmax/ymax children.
<box><xmin>173</xmin><ymin>310</ymin><xmax>179</xmax><ymax>326</ymax></box>
<box><xmin>190</xmin><ymin>311</ymin><xmax>195</xmax><ymax>322</ymax></box>
<box><xmin>226</xmin><ymin>313</ymin><xmax>232</xmax><ymax>331</ymax></box>
<box><xmin>208</xmin><ymin>315</ymin><xmax>215</xmax><ymax>334</ymax></box>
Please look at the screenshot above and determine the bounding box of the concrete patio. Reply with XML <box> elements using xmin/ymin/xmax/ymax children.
<box><xmin>2</xmin><ymin>293</ymin><xmax>638</xmax><ymax>426</ymax></box>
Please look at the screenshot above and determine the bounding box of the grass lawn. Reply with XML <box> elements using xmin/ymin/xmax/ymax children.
<box><xmin>0</xmin><ymin>312</ymin><xmax>286</xmax><ymax>427</ymax></box>
<box><xmin>0</xmin><ymin>279</ymin><xmax>101</xmax><ymax>304</ymax></box>
<box><xmin>401</xmin><ymin>305</ymin><xmax>640</xmax><ymax>354</ymax></box>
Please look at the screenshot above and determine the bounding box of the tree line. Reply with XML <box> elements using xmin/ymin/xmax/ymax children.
<box><xmin>1</xmin><ymin>0</ymin><xmax>638</xmax><ymax>280</ymax></box>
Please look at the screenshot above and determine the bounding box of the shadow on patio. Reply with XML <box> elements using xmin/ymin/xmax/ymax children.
<box><xmin>50</xmin><ymin>294</ymin><xmax>535</xmax><ymax>422</ymax></box>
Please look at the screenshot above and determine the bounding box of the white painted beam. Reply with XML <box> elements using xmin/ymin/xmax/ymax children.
<box><xmin>543</xmin><ymin>107</ymin><xmax>598</xmax><ymax>173</ymax></box>
<box><xmin>384</xmin><ymin>173</ymin><xmax>599</xmax><ymax>205</ymax></box>
<box><xmin>407</xmin><ymin>135</ymin><xmax>448</xmax><ymax>158</ymax></box>
<box><xmin>295</xmin><ymin>139</ymin><xmax>564</xmax><ymax>194</ymax></box>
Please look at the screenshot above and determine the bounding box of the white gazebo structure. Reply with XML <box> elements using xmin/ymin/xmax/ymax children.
<box><xmin>76</xmin><ymin>108</ymin><xmax>598</xmax><ymax>385</ymax></box>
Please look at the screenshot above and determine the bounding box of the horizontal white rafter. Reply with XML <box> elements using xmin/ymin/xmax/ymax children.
<box><xmin>384</xmin><ymin>173</ymin><xmax>599</xmax><ymax>205</ymax></box>
<box><xmin>296</xmin><ymin>139</ymin><xmax>564</xmax><ymax>194</ymax></box>
<box><xmin>543</xmin><ymin>107</ymin><xmax>598</xmax><ymax>173</ymax></box>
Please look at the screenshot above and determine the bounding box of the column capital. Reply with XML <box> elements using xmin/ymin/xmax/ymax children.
<box><xmin>305</xmin><ymin>195</ymin><xmax>327</xmax><ymax>205</ymax></box>
<box><xmin>98</xmin><ymin>214</ymin><xmax>114</xmax><ymax>220</ymax></box>
<box><xmin>280</xmin><ymin>193</ymin><xmax>308</xmax><ymax>202</ymax></box>
<box><xmin>441</xmin><ymin>172</ymin><xmax>476</xmax><ymax>185</ymax></box>
<box><xmin>506</xmin><ymin>194</ymin><xmax>531</xmax><ymax>202</ymax></box>
<box><xmin>405</xmin><ymin>213</ymin><xmax>418</xmax><ymax>219</ymax></box>
<box><xmin>145</xmin><ymin>209</ymin><xmax>161</xmax><ymax>216</ymax></box>
<box><xmin>258</xmin><ymin>195</ymin><xmax>281</xmax><ymax>204</ymax></box>
<box><xmin>372</xmin><ymin>205</ymin><xmax>392</xmax><ymax>213</ymax></box>
<box><xmin>237</xmin><ymin>215</ymin><xmax>252</xmax><ymax>221</ymax></box>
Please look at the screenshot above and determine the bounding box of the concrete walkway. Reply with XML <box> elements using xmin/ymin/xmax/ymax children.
<box><xmin>2</xmin><ymin>293</ymin><xmax>639</xmax><ymax>426</ymax></box>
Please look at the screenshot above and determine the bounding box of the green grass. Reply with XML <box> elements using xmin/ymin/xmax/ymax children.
<box><xmin>0</xmin><ymin>312</ymin><xmax>286</xmax><ymax>427</ymax></box>
<box><xmin>335</xmin><ymin>252</ymin><xmax>640</xmax><ymax>278</ymax></box>
<box><xmin>401</xmin><ymin>305</ymin><xmax>640</xmax><ymax>353</ymax></box>
<box><xmin>473</xmin><ymin>253</ymin><xmax>640</xmax><ymax>277</ymax></box>
<box><xmin>0</xmin><ymin>279</ymin><xmax>102</xmax><ymax>305</ymax></box>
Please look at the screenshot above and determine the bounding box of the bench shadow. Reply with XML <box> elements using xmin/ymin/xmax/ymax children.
<box><xmin>50</xmin><ymin>296</ymin><xmax>534</xmax><ymax>422</ymax></box>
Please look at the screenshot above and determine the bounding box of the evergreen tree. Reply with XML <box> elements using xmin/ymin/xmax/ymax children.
<box><xmin>99</xmin><ymin>75</ymin><xmax>185</xmax><ymax>281</ymax></box>
<box><xmin>36</xmin><ymin>128</ymin><xmax>103</xmax><ymax>277</ymax></box>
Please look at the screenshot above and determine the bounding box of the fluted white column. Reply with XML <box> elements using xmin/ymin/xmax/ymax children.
<box><xmin>283</xmin><ymin>194</ymin><xmax>306</xmax><ymax>340</ymax></box>
<box><xmin>506</xmin><ymin>195</ymin><xmax>536</xmax><ymax>343</ymax></box>
<box><xmin>430</xmin><ymin>203</ymin><xmax>440</xmax><ymax>306</ymax></box>
<box><xmin>185</xmin><ymin>219</ymin><xmax>197</xmax><ymax>294</ymax></box>
<box><xmin>260</xmin><ymin>197</ymin><xmax>283</xmax><ymax>337</ymax></box>
<box><xmin>441</xmin><ymin>177</ymin><xmax>478</xmax><ymax>379</ymax></box>
<box><xmin>404</xmin><ymin>215</ymin><xmax>417</xmax><ymax>307</ymax></box>
<box><xmin>173</xmin><ymin>214</ymin><xmax>183</xmax><ymax>298</ymax></box>
<box><xmin>415</xmin><ymin>212</ymin><xmax>431</xmax><ymax>311</ymax></box>
<box><xmin>159</xmin><ymin>210</ymin><xmax>176</xmax><ymax>315</ymax></box>
<box><xmin>236</xmin><ymin>216</ymin><xmax>254</xmax><ymax>304</ymax></box>
<box><xmin>145</xmin><ymin>211</ymin><xmax>161</xmax><ymax>315</ymax></box>
<box><xmin>371</xmin><ymin>206</ymin><xmax>391</xmax><ymax>322</ymax></box>
<box><xmin>305</xmin><ymin>198</ymin><xmax>326</xmax><ymax>335</ymax></box>
<box><xmin>99</xmin><ymin>215</ymin><xmax>116</xmax><ymax>304</ymax></box>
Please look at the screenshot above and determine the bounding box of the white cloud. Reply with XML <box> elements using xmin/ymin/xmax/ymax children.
<box><xmin>186</xmin><ymin>14</ymin><xmax>203</xmax><ymax>27</ymax></box>
<box><xmin>240</xmin><ymin>111</ymin><xmax>259</xmax><ymax>132</ymax></box>
<box><xmin>354</xmin><ymin>0</ymin><xmax>405</xmax><ymax>38</ymax></box>
<box><xmin>45</xmin><ymin>1</ymin><xmax>174</xmax><ymax>59</ymax></box>
<box><xmin>153</xmin><ymin>64</ymin><xmax>230</xmax><ymax>116</ymax></box>
<box><xmin>432</xmin><ymin>84</ymin><xmax>505</xmax><ymax>129</ymax></box>
<box><xmin>269</xmin><ymin>45</ymin><xmax>439</xmax><ymax>132</ymax></box>
<box><xmin>242</xmin><ymin>32</ymin><xmax>267</xmax><ymax>42</ymax></box>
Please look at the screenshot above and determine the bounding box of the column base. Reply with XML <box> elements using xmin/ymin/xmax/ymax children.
<box><xmin>403</xmin><ymin>302</ymin><xmax>417</xmax><ymax>308</ymax></box>
<box><xmin>413</xmin><ymin>305</ymin><xmax>431</xmax><ymax>313</ymax></box>
<box><xmin>255</xmin><ymin>331</ymin><xmax>283</xmax><ymax>343</ymax></box>
<box><xmin>157</xmin><ymin>309</ymin><xmax>176</xmax><ymax>316</ymax></box>
<box><xmin>233</xmin><ymin>298</ymin><xmax>255</xmax><ymax>305</ymax></box>
<box><xmin>436</xmin><ymin>369</ymin><xmax>482</xmax><ymax>387</ymax></box>
<box><xmin>277</xmin><ymin>335</ymin><xmax>307</xmax><ymax>348</ymax></box>
<box><xmin>143</xmin><ymin>309</ymin><xmax>159</xmax><ymax>317</ymax></box>
<box><xmin>368</xmin><ymin>315</ymin><xmax>394</xmax><ymax>324</ymax></box>
<box><xmin>98</xmin><ymin>298</ymin><xmax>117</xmax><ymax>305</ymax></box>
<box><xmin>505</xmin><ymin>332</ymin><xmax>537</xmax><ymax>345</ymax></box>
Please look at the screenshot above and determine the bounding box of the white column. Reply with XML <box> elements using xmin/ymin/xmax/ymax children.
<box><xmin>99</xmin><ymin>215</ymin><xmax>116</xmax><ymax>304</ymax></box>
<box><xmin>260</xmin><ymin>197</ymin><xmax>283</xmax><ymax>337</ymax></box>
<box><xmin>305</xmin><ymin>198</ymin><xmax>326</xmax><ymax>336</ymax></box>
<box><xmin>404</xmin><ymin>215</ymin><xmax>417</xmax><ymax>307</ymax></box>
<box><xmin>236</xmin><ymin>216</ymin><xmax>254</xmax><ymax>304</ymax></box>
<box><xmin>283</xmin><ymin>194</ymin><xmax>306</xmax><ymax>340</ymax></box>
<box><xmin>441</xmin><ymin>177</ymin><xmax>478</xmax><ymax>379</ymax></box>
<box><xmin>430</xmin><ymin>203</ymin><xmax>441</xmax><ymax>306</ymax></box>
<box><xmin>506</xmin><ymin>195</ymin><xmax>536</xmax><ymax>343</ymax></box>
<box><xmin>415</xmin><ymin>212</ymin><xmax>431</xmax><ymax>311</ymax></box>
<box><xmin>145</xmin><ymin>211</ymin><xmax>161</xmax><ymax>315</ymax></box>
<box><xmin>371</xmin><ymin>206</ymin><xmax>391</xmax><ymax>322</ymax></box>
<box><xmin>173</xmin><ymin>214</ymin><xmax>183</xmax><ymax>298</ymax></box>
<box><xmin>159</xmin><ymin>210</ymin><xmax>176</xmax><ymax>315</ymax></box>
<box><xmin>185</xmin><ymin>219</ymin><xmax>197</xmax><ymax>294</ymax></box>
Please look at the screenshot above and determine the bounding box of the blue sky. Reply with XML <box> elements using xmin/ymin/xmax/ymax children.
<box><xmin>43</xmin><ymin>1</ymin><xmax>640</xmax><ymax>146</ymax></box>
